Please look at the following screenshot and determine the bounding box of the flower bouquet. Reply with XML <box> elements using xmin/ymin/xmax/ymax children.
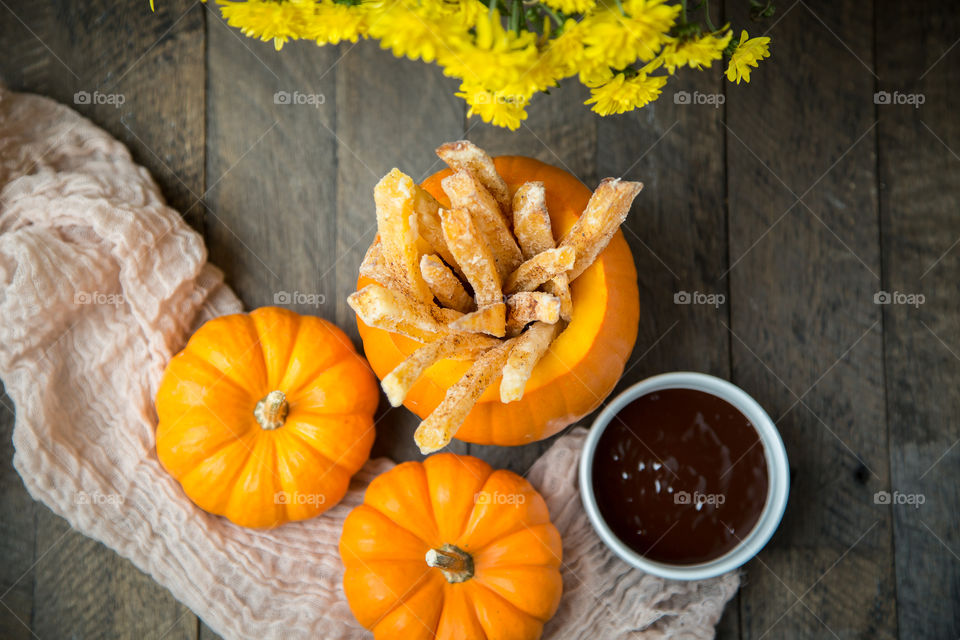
<box><xmin>213</xmin><ymin>0</ymin><xmax>772</xmax><ymax>129</ymax></box>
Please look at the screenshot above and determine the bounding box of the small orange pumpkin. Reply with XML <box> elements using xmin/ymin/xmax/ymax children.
<box><xmin>357</xmin><ymin>156</ymin><xmax>640</xmax><ymax>446</ymax></box>
<box><xmin>156</xmin><ymin>307</ymin><xmax>378</xmax><ymax>528</ymax></box>
<box><xmin>340</xmin><ymin>453</ymin><xmax>563</xmax><ymax>639</ymax></box>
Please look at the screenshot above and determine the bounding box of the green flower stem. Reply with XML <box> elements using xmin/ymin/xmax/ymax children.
<box><xmin>541</xmin><ymin>4</ymin><xmax>563</xmax><ymax>27</ymax></box>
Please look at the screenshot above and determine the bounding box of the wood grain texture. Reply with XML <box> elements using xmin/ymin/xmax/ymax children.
<box><xmin>0</xmin><ymin>386</ymin><xmax>34</xmax><ymax>640</ymax></box>
<box><xmin>725</xmin><ymin>1</ymin><xmax>895</xmax><ymax>638</ymax></box>
<box><xmin>0</xmin><ymin>1</ymin><xmax>204</xmax><ymax>637</ymax></box>
<box><xmin>333</xmin><ymin>41</ymin><xmax>466</xmax><ymax>463</ymax></box>
<box><xmin>877</xmin><ymin>2</ymin><xmax>960</xmax><ymax>637</ymax></box>
<box><xmin>0</xmin><ymin>0</ymin><xmax>206</xmax><ymax>227</ymax></box>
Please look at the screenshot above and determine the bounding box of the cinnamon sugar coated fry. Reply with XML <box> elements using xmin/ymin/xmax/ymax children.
<box><xmin>382</xmin><ymin>333</ymin><xmax>497</xmax><ymax>407</ymax></box>
<box><xmin>560</xmin><ymin>178</ymin><xmax>643</xmax><ymax>281</ymax></box>
<box><xmin>436</xmin><ymin>140</ymin><xmax>511</xmax><ymax>213</ymax></box>
<box><xmin>506</xmin><ymin>292</ymin><xmax>561</xmax><ymax>337</ymax></box>
<box><xmin>414</xmin><ymin>339</ymin><xmax>516</xmax><ymax>454</ymax></box>
<box><xmin>500</xmin><ymin>322</ymin><xmax>561</xmax><ymax>403</ymax></box>
<box><xmin>348</xmin><ymin>141</ymin><xmax>643</xmax><ymax>452</ymax></box>
<box><xmin>440</xmin><ymin>207</ymin><xmax>503</xmax><ymax>307</ymax></box>
<box><xmin>448</xmin><ymin>303</ymin><xmax>507</xmax><ymax>337</ymax></box>
<box><xmin>374</xmin><ymin>169</ymin><xmax>435</xmax><ymax>304</ymax></box>
<box><xmin>420</xmin><ymin>254</ymin><xmax>473</xmax><ymax>313</ymax></box>
<box><xmin>503</xmin><ymin>246</ymin><xmax>576</xmax><ymax>294</ymax></box>
<box><xmin>442</xmin><ymin>170</ymin><xmax>521</xmax><ymax>279</ymax></box>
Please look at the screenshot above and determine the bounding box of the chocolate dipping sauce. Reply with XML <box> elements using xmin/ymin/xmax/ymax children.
<box><xmin>591</xmin><ymin>388</ymin><xmax>768</xmax><ymax>565</ymax></box>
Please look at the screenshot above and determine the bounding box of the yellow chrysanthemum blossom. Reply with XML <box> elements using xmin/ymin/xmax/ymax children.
<box><xmin>219</xmin><ymin>0</ymin><xmax>314</xmax><ymax>50</ymax></box>
<box><xmin>210</xmin><ymin>0</ymin><xmax>773</xmax><ymax>128</ymax></box>
<box><xmin>441</xmin><ymin>11</ymin><xmax>540</xmax><ymax>88</ymax></box>
<box><xmin>301</xmin><ymin>1</ymin><xmax>369</xmax><ymax>45</ymax></box>
<box><xmin>585</xmin><ymin>71</ymin><xmax>666</xmax><ymax>115</ymax></box>
<box><xmin>581</xmin><ymin>0</ymin><xmax>679</xmax><ymax>72</ymax></box>
<box><xmin>541</xmin><ymin>0</ymin><xmax>596</xmax><ymax>15</ymax></box>
<box><xmin>725</xmin><ymin>30</ymin><xmax>770</xmax><ymax>84</ymax></box>
<box><xmin>540</xmin><ymin>19</ymin><xmax>588</xmax><ymax>78</ymax></box>
<box><xmin>457</xmin><ymin>80</ymin><xmax>531</xmax><ymax>130</ymax></box>
<box><xmin>659</xmin><ymin>30</ymin><xmax>732</xmax><ymax>73</ymax></box>
<box><xmin>366</xmin><ymin>2</ymin><xmax>468</xmax><ymax>63</ymax></box>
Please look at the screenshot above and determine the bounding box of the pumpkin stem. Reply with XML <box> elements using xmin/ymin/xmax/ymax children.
<box><xmin>425</xmin><ymin>544</ymin><xmax>474</xmax><ymax>583</ymax></box>
<box><xmin>254</xmin><ymin>390</ymin><xmax>289</xmax><ymax>430</ymax></box>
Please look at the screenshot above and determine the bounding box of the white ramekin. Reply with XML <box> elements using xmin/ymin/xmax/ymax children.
<box><xmin>579</xmin><ymin>371</ymin><xmax>789</xmax><ymax>580</ymax></box>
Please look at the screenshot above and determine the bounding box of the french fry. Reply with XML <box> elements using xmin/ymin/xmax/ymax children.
<box><xmin>442</xmin><ymin>170</ymin><xmax>522</xmax><ymax>279</ymax></box>
<box><xmin>505</xmin><ymin>292</ymin><xmax>561</xmax><ymax>336</ymax></box>
<box><xmin>412</xmin><ymin>187</ymin><xmax>462</xmax><ymax>276</ymax></box>
<box><xmin>420</xmin><ymin>254</ymin><xmax>473</xmax><ymax>313</ymax></box>
<box><xmin>358</xmin><ymin>237</ymin><xmax>388</xmax><ymax>284</ymax></box>
<box><xmin>347</xmin><ymin>283</ymin><xmax>441</xmax><ymax>342</ymax></box>
<box><xmin>512</xmin><ymin>182</ymin><xmax>555</xmax><ymax>258</ymax></box>
<box><xmin>436</xmin><ymin>140</ymin><xmax>511</xmax><ymax>213</ymax></box>
<box><xmin>503</xmin><ymin>246</ymin><xmax>576</xmax><ymax>294</ymax></box>
<box><xmin>414</xmin><ymin>338</ymin><xmax>516</xmax><ymax>454</ymax></box>
<box><xmin>440</xmin><ymin>207</ymin><xmax>503</xmax><ymax>307</ymax></box>
<box><xmin>448</xmin><ymin>303</ymin><xmax>506</xmax><ymax>337</ymax></box>
<box><xmin>500</xmin><ymin>322</ymin><xmax>561</xmax><ymax>403</ymax></box>
<box><xmin>559</xmin><ymin>178</ymin><xmax>643</xmax><ymax>281</ymax></box>
<box><xmin>381</xmin><ymin>332</ymin><xmax>498</xmax><ymax>406</ymax></box>
<box><xmin>374</xmin><ymin>169</ymin><xmax>435</xmax><ymax>304</ymax></box>
<box><xmin>543</xmin><ymin>275</ymin><xmax>573</xmax><ymax>322</ymax></box>
<box><xmin>512</xmin><ymin>181</ymin><xmax>573</xmax><ymax>320</ymax></box>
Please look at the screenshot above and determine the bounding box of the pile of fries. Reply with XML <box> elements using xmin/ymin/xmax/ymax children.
<box><xmin>348</xmin><ymin>141</ymin><xmax>643</xmax><ymax>454</ymax></box>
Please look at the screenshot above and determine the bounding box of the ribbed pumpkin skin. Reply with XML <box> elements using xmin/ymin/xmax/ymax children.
<box><xmin>340</xmin><ymin>453</ymin><xmax>563</xmax><ymax>640</ymax></box>
<box><xmin>156</xmin><ymin>307</ymin><xmax>378</xmax><ymax>528</ymax></box>
<box><xmin>356</xmin><ymin>156</ymin><xmax>640</xmax><ymax>445</ymax></box>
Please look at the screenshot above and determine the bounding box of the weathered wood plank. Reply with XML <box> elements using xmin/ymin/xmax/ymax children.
<box><xmin>596</xmin><ymin>65</ymin><xmax>736</xmax><ymax>637</ymax></box>
<box><xmin>333</xmin><ymin>41</ymin><xmax>465</xmax><ymax>463</ymax></box>
<box><xmin>0</xmin><ymin>1</ymin><xmax>205</xmax><ymax>636</ymax></box>
<box><xmin>877</xmin><ymin>2</ymin><xmax>960</xmax><ymax>638</ymax></box>
<box><xmin>725</xmin><ymin>1</ymin><xmax>895</xmax><ymax>638</ymax></box>
<box><xmin>0</xmin><ymin>0</ymin><xmax>206</xmax><ymax>227</ymax></box>
<box><xmin>0</xmin><ymin>386</ymin><xmax>35</xmax><ymax>640</ymax></box>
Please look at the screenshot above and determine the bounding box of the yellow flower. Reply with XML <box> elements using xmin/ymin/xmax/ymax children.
<box><xmin>301</xmin><ymin>1</ymin><xmax>369</xmax><ymax>45</ymax></box>
<box><xmin>218</xmin><ymin>0</ymin><xmax>314</xmax><ymax>50</ymax></box>
<box><xmin>725</xmin><ymin>30</ymin><xmax>770</xmax><ymax>84</ymax></box>
<box><xmin>457</xmin><ymin>80</ymin><xmax>531</xmax><ymax>130</ymax></box>
<box><xmin>542</xmin><ymin>0</ymin><xmax>596</xmax><ymax>15</ymax></box>
<box><xmin>441</xmin><ymin>11</ymin><xmax>539</xmax><ymax>88</ymax></box>
<box><xmin>581</xmin><ymin>0</ymin><xmax>679</xmax><ymax>71</ymax></box>
<box><xmin>659</xmin><ymin>30</ymin><xmax>732</xmax><ymax>73</ymax></box>
<box><xmin>540</xmin><ymin>19</ymin><xmax>587</xmax><ymax>78</ymax></box>
<box><xmin>585</xmin><ymin>71</ymin><xmax>666</xmax><ymax>115</ymax></box>
<box><xmin>366</xmin><ymin>2</ymin><xmax>467</xmax><ymax>63</ymax></box>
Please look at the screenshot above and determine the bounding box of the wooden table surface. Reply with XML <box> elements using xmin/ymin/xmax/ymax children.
<box><xmin>1</xmin><ymin>1</ymin><xmax>958</xmax><ymax>638</ymax></box>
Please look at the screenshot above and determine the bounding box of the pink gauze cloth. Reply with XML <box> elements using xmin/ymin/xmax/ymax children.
<box><xmin>0</xmin><ymin>87</ymin><xmax>739</xmax><ymax>640</ymax></box>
